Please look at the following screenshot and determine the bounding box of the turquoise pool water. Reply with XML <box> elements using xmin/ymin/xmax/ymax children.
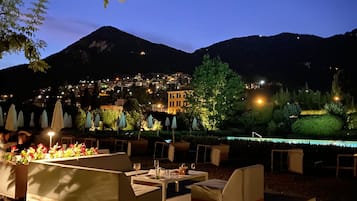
<box><xmin>225</xmin><ymin>136</ymin><xmax>357</xmax><ymax>148</ymax></box>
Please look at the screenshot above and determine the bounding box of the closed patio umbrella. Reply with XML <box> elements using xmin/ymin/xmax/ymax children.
<box><xmin>41</xmin><ymin>109</ymin><xmax>48</xmax><ymax>129</ymax></box>
<box><xmin>94</xmin><ymin>113</ymin><xmax>100</xmax><ymax>127</ymax></box>
<box><xmin>85</xmin><ymin>111</ymin><xmax>92</xmax><ymax>129</ymax></box>
<box><xmin>29</xmin><ymin>112</ymin><xmax>35</xmax><ymax>127</ymax></box>
<box><xmin>63</xmin><ymin>112</ymin><xmax>69</xmax><ymax>128</ymax></box>
<box><xmin>5</xmin><ymin>104</ymin><xmax>17</xmax><ymax>131</ymax></box>
<box><xmin>118</xmin><ymin>113</ymin><xmax>126</xmax><ymax>129</ymax></box>
<box><xmin>192</xmin><ymin>117</ymin><xmax>198</xmax><ymax>130</ymax></box>
<box><xmin>0</xmin><ymin>106</ymin><xmax>4</xmax><ymax>127</ymax></box>
<box><xmin>51</xmin><ymin>100</ymin><xmax>64</xmax><ymax>133</ymax></box>
<box><xmin>171</xmin><ymin>116</ymin><xmax>177</xmax><ymax>143</ymax></box>
<box><xmin>147</xmin><ymin>114</ymin><xmax>153</xmax><ymax>129</ymax></box>
<box><xmin>17</xmin><ymin>110</ymin><xmax>24</xmax><ymax>128</ymax></box>
<box><xmin>165</xmin><ymin>117</ymin><xmax>170</xmax><ymax>131</ymax></box>
<box><xmin>67</xmin><ymin>115</ymin><xmax>73</xmax><ymax>128</ymax></box>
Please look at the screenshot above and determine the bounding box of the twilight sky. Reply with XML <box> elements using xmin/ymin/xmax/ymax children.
<box><xmin>1</xmin><ymin>0</ymin><xmax>357</xmax><ymax>69</ymax></box>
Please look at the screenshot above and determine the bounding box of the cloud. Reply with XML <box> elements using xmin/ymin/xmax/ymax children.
<box><xmin>40</xmin><ymin>16</ymin><xmax>99</xmax><ymax>39</ymax></box>
<box><xmin>35</xmin><ymin>16</ymin><xmax>101</xmax><ymax>57</ymax></box>
<box><xmin>127</xmin><ymin>29</ymin><xmax>195</xmax><ymax>53</ymax></box>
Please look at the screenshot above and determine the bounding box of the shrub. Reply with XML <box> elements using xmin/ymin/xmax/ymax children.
<box><xmin>292</xmin><ymin>115</ymin><xmax>343</xmax><ymax>136</ymax></box>
<box><xmin>324</xmin><ymin>102</ymin><xmax>346</xmax><ymax>119</ymax></box>
<box><xmin>347</xmin><ymin>112</ymin><xmax>357</xmax><ymax>130</ymax></box>
<box><xmin>267</xmin><ymin>120</ymin><xmax>277</xmax><ymax>135</ymax></box>
<box><xmin>102</xmin><ymin>109</ymin><xmax>120</xmax><ymax>130</ymax></box>
<box><xmin>75</xmin><ymin>108</ymin><xmax>86</xmax><ymax>131</ymax></box>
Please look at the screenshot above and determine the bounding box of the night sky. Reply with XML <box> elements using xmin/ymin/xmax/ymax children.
<box><xmin>1</xmin><ymin>0</ymin><xmax>356</xmax><ymax>69</ymax></box>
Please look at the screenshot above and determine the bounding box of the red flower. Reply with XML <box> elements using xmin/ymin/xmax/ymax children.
<box><xmin>11</xmin><ymin>145</ymin><xmax>17</xmax><ymax>152</ymax></box>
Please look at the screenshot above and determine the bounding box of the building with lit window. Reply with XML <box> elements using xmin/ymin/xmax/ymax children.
<box><xmin>167</xmin><ymin>90</ymin><xmax>192</xmax><ymax>114</ymax></box>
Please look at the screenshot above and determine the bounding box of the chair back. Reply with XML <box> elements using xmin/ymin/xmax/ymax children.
<box><xmin>211</xmin><ymin>144</ymin><xmax>230</xmax><ymax>166</ymax></box>
<box><xmin>241</xmin><ymin>164</ymin><xmax>264</xmax><ymax>201</ymax></box>
<box><xmin>222</xmin><ymin>168</ymin><xmax>244</xmax><ymax>201</ymax></box>
<box><xmin>223</xmin><ymin>164</ymin><xmax>264</xmax><ymax>201</ymax></box>
<box><xmin>168</xmin><ymin>144</ymin><xmax>175</xmax><ymax>162</ymax></box>
<box><xmin>288</xmin><ymin>149</ymin><xmax>304</xmax><ymax>174</ymax></box>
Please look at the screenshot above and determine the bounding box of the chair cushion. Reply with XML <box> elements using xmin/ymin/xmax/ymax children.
<box><xmin>132</xmin><ymin>184</ymin><xmax>160</xmax><ymax>197</ymax></box>
<box><xmin>194</xmin><ymin>179</ymin><xmax>227</xmax><ymax>189</ymax></box>
<box><xmin>191</xmin><ymin>184</ymin><xmax>224</xmax><ymax>201</ymax></box>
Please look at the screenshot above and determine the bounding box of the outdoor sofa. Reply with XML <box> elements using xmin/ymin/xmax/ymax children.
<box><xmin>0</xmin><ymin>162</ymin><xmax>28</xmax><ymax>199</ymax></box>
<box><xmin>25</xmin><ymin>153</ymin><xmax>162</xmax><ymax>201</ymax></box>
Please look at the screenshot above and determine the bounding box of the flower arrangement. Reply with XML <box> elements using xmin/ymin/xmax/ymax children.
<box><xmin>4</xmin><ymin>143</ymin><xmax>98</xmax><ymax>165</ymax></box>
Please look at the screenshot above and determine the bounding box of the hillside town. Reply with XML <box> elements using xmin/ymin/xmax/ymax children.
<box><xmin>1</xmin><ymin>72</ymin><xmax>267</xmax><ymax>115</ymax></box>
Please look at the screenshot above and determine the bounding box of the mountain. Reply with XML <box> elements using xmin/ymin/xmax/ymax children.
<box><xmin>193</xmin><ymin>29</ymin><xmax>357</xmax><ymax>92</ymax></box>
<box><xmin>0</xmin><ymin>26</ymin><xmax>198</xmax><ymax>100</ymax></box>
<box><xmin>1</xmin><ymin>26</ymin><xmax>357</xmax><ymax>101</ymax></box>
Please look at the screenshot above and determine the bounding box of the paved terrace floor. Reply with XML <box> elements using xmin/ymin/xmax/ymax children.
<box><xmin>131</xmin><ymin>155</ymin><xmax>357</xmax><ymax>201</ymax></box>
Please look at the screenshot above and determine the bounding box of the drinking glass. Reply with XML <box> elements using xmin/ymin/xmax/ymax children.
<box><xmin>154</xmin><ymin>159</ymin><xmax>160</xmax><ymax>169</ymax></box>
<box><xmin>133</xmin><ymin>162</ymin><xmax>141</xmax><ymax>176</ymax></box>
<box><xmin>190</xmin><ymin>163</ymin><xmax>196</xmax><ymax>170</ymax></box>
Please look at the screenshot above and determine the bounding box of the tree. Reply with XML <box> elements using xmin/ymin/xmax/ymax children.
<box><xmin>123</xmin><ymin>98</ymin><xmax>143</xmax><ymax>131</ymax></box>
<box><xmin>272</xmin><ymin>88</ymin><xmax>290</xmax><ymax>108</ymax></box>
<box><xmin>104</xmin><ymin>0</ymin><xmax>126</xmax><ymax>8</ymax></box>
<box><xmin>101</xmin><ymin>109</ymin><xmax>120</xmax><ymax>130</ymax></box>
<box><xmin>1</xmin><ymin>0</ymin><xmax>127</xmax><ymax>72</ymax></box>
<box><xmin>75</xmin><ymin>108</ymin><xmax>86</xmax><ymax>132</ymax></box>
<box><xmin>295</xmin><ymin>88</ymin><xmax>329</xmax><ymax>110</ymax></box>
<box><xmin>324</xmin><ymin>102</ymin><xmax>346</xmax><ymax>120</ymax></box>
<box><xmin>188</xmin><ymin>55</ymin><xmax>245</xmax><ymax>130</ymax></box>
<box><xmin>331</xmin><ymin>70</ymin><xmax>342</xmax><ymax>99</ymax></box>
<box><xmin>0</xmin><ymin>0</ymin><xmax>49</xmax><ymax>72</ymax></box>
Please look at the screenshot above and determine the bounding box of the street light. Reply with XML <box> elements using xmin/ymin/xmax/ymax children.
<box><xmin>254</xmin><ymin>96</ymin><xmax>266</xmax><ymax>107</ymax></box>
<box><xmin>333</xmin><ymin>96</ymin><xmax>340</xmax><ymax>102</ymax></box>
<box><xmin>48</xmin><ymin>131</ymin><xmax>55</xmax><ymax>148</ymax></box>
<box><xmin>157</xmin><ymin>103</ymin><xmax>163</xmax><ymax>112</ymax></box>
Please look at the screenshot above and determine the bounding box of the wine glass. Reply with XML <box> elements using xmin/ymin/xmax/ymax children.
<box><xmin>190</xmin><ymin>163</ymin><xmax>196</xmax><ymax>170</ymax></box>
<box><xmin>154</xmin><ymin>159</ymin><xmax>160</xmax><ymax>169</ymax></box>
<box><xmin>133</xmin><ymin>162</ymin><xmax>141</xmax><ymax>176</ymax></box>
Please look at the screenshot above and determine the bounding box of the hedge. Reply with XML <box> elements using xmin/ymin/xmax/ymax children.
<box><xmin>292</xmin><ymin>115</ymin><xmax>343</xmax><ymax>136</ymax></box>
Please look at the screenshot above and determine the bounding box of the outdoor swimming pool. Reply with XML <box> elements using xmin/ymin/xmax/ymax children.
<box><xmin>224</xmin><ymin>136</ymin><xmax>357</xmax><ymax>148</ymax></box>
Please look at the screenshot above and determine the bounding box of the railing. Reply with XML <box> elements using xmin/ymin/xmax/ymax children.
<box><xmin>251</xmin><ymin>131</ymin><xmax>262</xmax><ymax>138</ymax></box>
